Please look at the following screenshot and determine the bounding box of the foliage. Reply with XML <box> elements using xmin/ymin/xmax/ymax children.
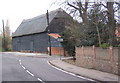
<box><xmin>57</xmin><ymin>0</ymin><xmax>120</xmax><ymax>46</ymax></box>
<box><xmin>60</xmin><ymin>31</ymin><xmax>76</xmax><ymax>56</ymax></box>
<box><xmin>117</xmin><ymin>44</ymin><xmax>120</xmax><ymax>47</ymax></box>
<box><xmin>60</xmin><ymin>20</ymin><xmax>79</xmax><ymax>56</ymax></box>
<box><xmin>55</xmin><ymin>0</ymin><xmax>120</xmax><ymax>55</ymax></box>
<box><xmin>1</xmin><ymin>20</ymin><xmax>12</xmax><ymax>51</ymax></box>
<box><xmin>76</xmin><ymin>24</ymin><xmax>97</xmax><ymax>46</ymax></box>
<box><xmin>86</xmin><ymin>3</ymin><xmax>109</xmax><ymax>46</ymax></box>
<box><xmin>67</xmin><ymin>2</ymin><xmax>118</xmax><ymax>47</ymax></box>
<box><xmin>0</xmin><ymin>48</ymin><xmax>2</xmax><ymax>52</ymax></box>
<box><xmin>76</xmin><ymin>4</ymin><xmax>109</xmax><ymax>47</ymax></box>
<box><xmin>2</xmin><ymin>36</ymin><xmax>12</xmax><ymax>51</ymax></box>
<box><xmin>100</xmin><ymin>43</ymin><xmax>110</xmax><ymax>49</ymax></box>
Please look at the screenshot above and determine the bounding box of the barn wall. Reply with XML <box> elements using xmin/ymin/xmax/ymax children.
<box><xmin>12</xmin><ymin>14</ymin><xmax>70</xmax><ymax>53</ymax></box>
<box><xmin>47</xmin><ymin>17</ymin><xmax>65</xmax><ymax>33</ymax></box>
<box><xmin>12</xmin><ymin>33</ymin><xmax>49</xmax><ymax>52</ymax></box>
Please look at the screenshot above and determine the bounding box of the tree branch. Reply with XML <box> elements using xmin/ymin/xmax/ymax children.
<box><xmin>85</xmin><ymin>0</ymin><xmax>89</xmax><ymax>10</ymax></box>
<box><xmin>67</xmin><ymin>2</ymin><xmax>79</xmax><ymax>10</ymax></box>
<box><xmin>77</xmin><ymin>2</ymin><xmax>84</xmax><ymax>11</ymax></box>
<box><xmin>115</xmin><ymin>2</ymin><xmax>120</xmax><ymax>5</ymax></box>
<box><xmin>101</xmin><ymin>3</ymin><xmax>107</xmax><ymax>8</ymax></box>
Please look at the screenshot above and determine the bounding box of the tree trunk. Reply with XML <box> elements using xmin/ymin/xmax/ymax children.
<box><xmin>96</xmin><ymin>25</ymin><xmax>101</xmax><ymax>46</ymax></box>
<box><xmin>107</xmin><ymin>2</ymin><xmax>116</xmax><ymax>46</ymax></box>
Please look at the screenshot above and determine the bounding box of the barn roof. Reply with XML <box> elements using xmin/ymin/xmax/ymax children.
<box><xmin>12</xmin><ymin>8</ymin><xmax>69</xmax><ymax>37</ymax></box>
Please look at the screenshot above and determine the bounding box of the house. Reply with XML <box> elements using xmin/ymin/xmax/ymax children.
<box><xmin>12</xmin><ymin>8</ymin><xmax>72</xmax><ymax>55</ymax></box>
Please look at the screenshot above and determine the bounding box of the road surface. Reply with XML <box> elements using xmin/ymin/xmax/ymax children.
<box><xmin>1</xmin><ymin>52</ymin><xmax>97</xmax><ymax>83</ymax></box>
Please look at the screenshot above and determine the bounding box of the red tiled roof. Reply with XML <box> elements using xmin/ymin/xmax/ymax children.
<box><xmin>48</xmin><ymin>34</ymin><xmax>61</xmax><ymax>39</ymax></box>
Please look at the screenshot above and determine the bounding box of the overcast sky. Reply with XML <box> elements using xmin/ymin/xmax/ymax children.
<box><xmin>0</xmin><ymin>0</ymin><xmax>119</xmax><ymax>33</ymax></box>
<box><xmin>0</xmin><ymin>0</ymin><xmax>61</xmax><ymax>33</ymax></box>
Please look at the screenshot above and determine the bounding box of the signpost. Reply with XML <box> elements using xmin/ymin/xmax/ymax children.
<box><xmin>57</xmin><ymin>38</ymin><xmax>63</xmax><ymax>42</ymax></box>
<box><xmin>47</xmin><ymin>34</ymin><xmax>63</xmax><ymax>60</ymax></box>
<box><xmin>57</xmin><ymin>37</ymin><xmax>63</xmax><ymax>60</ymax></box>
<box><xmin>46</xmin><ymin>10</ymin><xmax>51</xmax><ymax>56</ymax></box>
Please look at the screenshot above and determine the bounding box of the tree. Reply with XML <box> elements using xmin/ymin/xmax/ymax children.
<box><xmin>5</xmin><ymin>20</ymin><xmax>11</xmax><ymax>37</ymax></box>
<box><xmin>67</xmin><ymin>0</ymin><xmax>89</xmax><ymax>24</ymax></box>
<box><xmin>107</xmin><ymin>2</ymin><xmax>116</xmax><ymax>46</ymax></box>
<box><xmin>89</xmin><ymin>3</ymin><xmax>102</xmax><ymax>46</ymax></box>
<box><xmin>88</xmin><ymin>3</ymin><xmax>110</xmax><ymax>46</ymax></box>
<box><xmin>66</xmin><ymin>1</ymin><xmax>119</xmax><ymax>46</ymax></box>
<box><xmin>2</xmin><ymin>20</ymin><xmax>12</xmax><ymax>51</ymax></box>
<box><xmin>54</xmin><ymin>0</ymin><xmax>120</xmax><ymax>47</ymax></box>
<box><xmin>100</xmin><ymin>1</ymin><xmax>120</xmax><ymax>46</ymax></box>
<box><xmin>60</xmin><ymin>19</ymin><xmax>79</xmax><ymax>56</ymax></box>
<box><xmin>0</xmin><ymin>34</ymin><xmax>2</xmax><ymax>51</ymax></box>
<box><xmin>61</xmin><ymin>0</ymin><xmax>98</xmax><ymax>46</ymax></box>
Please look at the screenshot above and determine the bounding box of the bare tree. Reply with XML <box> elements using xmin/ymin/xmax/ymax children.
<box><xmin>5</xmin><ymin>20</ymin><xmax>11</xmax><ymax>37</ymax></box>
<box><xmin>101</xmin><ymin>1</ymin><xmax>118</xmax><ymax>46</ymax></box>
<box><xmin>54</xmin><ymin>0</ymin><xmax>119</xmax><ymax>46</ymax></box>
<box><xmin>107</xmin><ymin>2</ymin><xmax>116</xmax><ymax>46</ymax></box>
<box><xmin>66</xmin><ymin>0</ymin><xmax>89</xmax><ymax>24</ymax></box>
<box><xmin>2</xmin><ymin>20</ymin><xmax>12</xmax><ymax>51</ymax></box>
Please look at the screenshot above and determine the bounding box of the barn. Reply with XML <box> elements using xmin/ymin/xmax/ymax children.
<box><xmin>12</xmin><ymin>8</ymin><xmax>72</xmax><ymax>55</ymax></box>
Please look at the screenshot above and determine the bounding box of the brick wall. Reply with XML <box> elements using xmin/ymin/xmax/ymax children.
<box><xmin>76</xmin><ymin>46</ymin><xmax>119</xmax><ymax>75</ymax></box>
<box><xmin>51</xmin><ymin>47</ymin><xmax>68</xmax><ymax>56</ymax></box>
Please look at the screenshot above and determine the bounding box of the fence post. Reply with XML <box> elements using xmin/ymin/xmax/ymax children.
<box><xmin>109</xmin><ymin>46</ymin><xmax>114</xmax><ymax>73</ymax></box>
<box><xmin>75</xmin><ymin>47</ymin><xmax>77</xmax><ymax>57</ymax></box>
<box><xmin>92</xmin><ymin>45</ymin><xmax>96</xmax><ymax>68</ymax></box>
<box><xmin>82</xmin><ymin>46</ymin><xmax>85</xmax><ymax>65</ymax></box>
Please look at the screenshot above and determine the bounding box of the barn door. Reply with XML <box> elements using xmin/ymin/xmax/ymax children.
<box><xmin>30</xmin><ymin>41</ymin><xmax>33</xmax><ymax>51</ymax></box>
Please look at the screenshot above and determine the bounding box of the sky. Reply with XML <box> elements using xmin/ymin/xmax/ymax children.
<box><xmin>0</xmin><ymin>0</ymin><xmax>60</xmax><ymax>33</ymax></box>
<box><xmin>0</xmin><ymin>0</ymin><xmax>119</xmax><ymax>33</ymax></box>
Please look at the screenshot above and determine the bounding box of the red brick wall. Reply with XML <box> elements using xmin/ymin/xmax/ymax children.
<box><xmin>76</xmin><ymin>46</ymin><xmax>119</xmax><ymax>75</ymax></box>
<box><xmin>51</xmin><ymin>47</ymin><xmax>68</xmax><ymax>56</ymax></box>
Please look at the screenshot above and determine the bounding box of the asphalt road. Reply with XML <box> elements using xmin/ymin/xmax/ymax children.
<box><xmin>1</xmin><ymin>52</ymin><xmax>96</xmax><ymax>83</ymax></box>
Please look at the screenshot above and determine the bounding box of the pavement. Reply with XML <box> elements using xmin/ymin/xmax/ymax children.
<box><xmin>50</xmin><ymin>59</ymin><xmax>120</xmax><ymax>82</ymax></box>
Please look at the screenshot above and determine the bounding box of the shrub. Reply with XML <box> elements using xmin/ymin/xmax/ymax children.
<box><xmin>100</xmin><ymin>43</ymin><xmax>110</xmax><ymax>48</ymax></box>
<box><xmin>118</xmin><ymin>44</ymin><xmax>120</xmax><ymax>47</ymax></box>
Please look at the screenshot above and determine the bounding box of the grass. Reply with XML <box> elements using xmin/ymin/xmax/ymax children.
<box><xmin>0</xmin><ymin>48</ymin><xmax>3</xmax><ymax>52</ymax></box>
<box><xmin>0</xmin><ymin>47</ymin><xmax>12</xmax><ymax>52</ymax></box>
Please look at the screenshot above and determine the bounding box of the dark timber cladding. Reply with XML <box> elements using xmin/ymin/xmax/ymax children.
<box><xmin>12</xmin><ymin>8</ymin><xmax>71</xmax><ymax>53</ymax></box>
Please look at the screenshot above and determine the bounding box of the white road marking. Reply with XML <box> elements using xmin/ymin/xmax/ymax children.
<box><xmin>18</xmin><ymin>59</ymin><xmax>45</xmax><ymax>82</ymax></box>
<box><xmin>26</xmin><ymin>70</ymin><xmax>34</xmax><ymax>77</ymax></box>
<box><xmin>22</xmin><ymin>65</ymin><xmax>26</xmax><ymax>69</ymax></box>
<box><xmin>19</xmin><ymin>60</ymin><xmax>22</xmax><ymax>65</ymax></box>
<box><xmin>47</xmin><ymin>61</ymin><xmax>95</xmax><ymax>82</ymax></box>
<box><xmin>37</xmin><ymin>78</ymin><xmax>43</xmax><ymax>82</ymax></box>
<box><xmin>19</xmin><ymin>59</ymin><xmax>34</xmax><ymax>77</ymax></box>
<box><xmin>20</xmin><ymin>62</ymin><xmax>21</xmax><ymax>65</ymax></box>
<box><xmin>19</xmin><ymin>60</ymin><xmax>21</xmax><ymax>62</ymax></box>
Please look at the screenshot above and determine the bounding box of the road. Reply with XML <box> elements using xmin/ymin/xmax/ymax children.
<box><xmin>1</xmin><ymin>52</ymin><xmax>97</xmax><ymax>83</ymax></box>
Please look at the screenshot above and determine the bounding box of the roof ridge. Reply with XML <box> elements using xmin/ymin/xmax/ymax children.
<box><xmin>22</xmin><ymin>13</ymin><xmax>46</xmax><ymax>23</ymax></box>
<box><xmin>22</xmin><ymin>8</ymin><xmax>64</xmax><ymax>23</ymax></box>
<box><xmin>12</xmin><ymin>8</ymin><xmax>68</xmax><ymax>37</ymax></box>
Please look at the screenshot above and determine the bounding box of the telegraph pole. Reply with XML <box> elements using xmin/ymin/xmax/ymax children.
<box><xmin>46</xmin><ymin>10</ymin><xmax>51</xmax><ymax>56</ymax></box>
<box><xmin>2</xmin><ymin>20</ymin><xmax>6</xmax><ymax>51</ymax></box>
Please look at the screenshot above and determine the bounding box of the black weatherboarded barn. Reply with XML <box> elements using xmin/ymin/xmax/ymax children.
<box><xmin>12</xmin><ymin>8</ymin><xmax>71</xmax><ymax>53</ymax></box>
